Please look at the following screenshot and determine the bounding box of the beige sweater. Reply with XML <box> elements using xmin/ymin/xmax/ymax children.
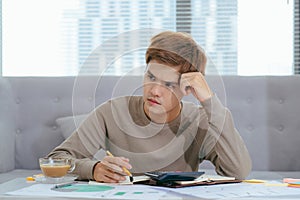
<box><xmin>48</xmin><ymin>95</ymin><xmax>251</xmax><ymax>180</ymax></box>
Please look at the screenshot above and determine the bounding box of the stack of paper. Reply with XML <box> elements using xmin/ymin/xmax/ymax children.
<box><xmin>283</xmin><ymin>178</ymin><xmax>300</xmax><ymax>188</ymax></box>
<box><xmin>287</xmin><ymin>181</ymin><xmax>300</xmax><ymax>188</ymax></box>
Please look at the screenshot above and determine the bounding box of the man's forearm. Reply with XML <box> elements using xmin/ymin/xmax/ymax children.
<box><xmin>201</xmin><ymin>95</ymin><xmax>252</xmax><ymax>179</ymax></box>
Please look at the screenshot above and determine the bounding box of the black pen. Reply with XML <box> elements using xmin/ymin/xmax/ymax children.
<box><xmin>53</xmin><ymin>181</ymin><xmax>77</xmax><ymax>189</ymax></box>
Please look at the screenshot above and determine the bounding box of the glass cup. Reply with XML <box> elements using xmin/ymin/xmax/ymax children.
<box><xmin>39</xmin><ymin>157</ymin><xmax>75</xmax><ymax>183</ymax></box>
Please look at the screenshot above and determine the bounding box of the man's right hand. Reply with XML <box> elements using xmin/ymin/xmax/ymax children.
<box><xmin>93</xmin><ymin>155</ymin><xmax>132</xmax><ymax>183</ymax></box>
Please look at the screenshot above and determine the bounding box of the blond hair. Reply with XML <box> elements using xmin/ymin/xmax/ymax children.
<box><xmin>145</xmin><ymin>31</ymin><xmax>207</xmax><ymax>75</ymax></box>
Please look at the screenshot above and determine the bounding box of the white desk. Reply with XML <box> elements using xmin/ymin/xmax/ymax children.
<box><xmin>1</xmin><ymin>171</ymin><xmax>300</xmax><ymax>200</ymax></box>
<box><xmin>0</xmin><ymin>178</ymin><xmax>190</xmax><ymax>200</ymax></box>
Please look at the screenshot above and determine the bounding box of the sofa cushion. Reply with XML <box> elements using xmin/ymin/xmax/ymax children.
<box><xmin>0</xmin><ymin>78</ymin><xmax>15</xmax><ymax>172</ymax></box>
<box><xmin>56</xmin><ymin>114</ymin><xmax>88</xmax><ymax>139</ymax></box>
<box><xmin>55</xmin><ymin>114</ymin><xmax>106</xmax><ymax>160</ymax></box>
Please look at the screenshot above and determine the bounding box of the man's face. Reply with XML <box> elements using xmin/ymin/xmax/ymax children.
<box><xmin>143</xmin><ymin>60</ymin><xmax>184</xmax><ymax>123</ymax></box>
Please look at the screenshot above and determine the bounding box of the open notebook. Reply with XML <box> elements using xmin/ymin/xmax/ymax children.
<box><xmin>161</xmin><ymin>174</ymin><xmax>242</xmax><ymax>188</ymax></box>
<box><xmin>89</xmin><ymin>173</ymin><xmax>240</xmax><ymax>188</ymax></box>
<box><xmin>174</xmin><ymin>174</ymin><xmax>239</xmax><ymax>186</ymax></box>
<box><xmin>145</xmin><ymin>173</ymin><xmax>241</xmax><ymax>188</ymax></box>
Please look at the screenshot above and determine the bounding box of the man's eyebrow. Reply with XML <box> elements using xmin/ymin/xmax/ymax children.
<box><xmin>165</xmin><ymin>80</ymin><xmax>179</xmax><ymax>86</ymax></box>
<box><xmin>147</xmin><ymin>70</ymin><xmax>155</xmax><ymax>77</ymax></box>
<box><xmin>147</xmin><ymin>69</ymin><xmax>179</xmax><ymax>85</ymax></box>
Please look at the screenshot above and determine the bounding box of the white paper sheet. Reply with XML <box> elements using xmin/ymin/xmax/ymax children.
<box><xmin>6</xmin><ymin>183</ymin><xmax>167</xmax><ymax>199</ymax></box>
<box><xmin>7</xmin><ymin>181</ymin><xmax>300</xmax><ymax>199</ymax></box>
<box><xmin>161</xmin><ymin>182</ymin><xmax>300</xmax><ymax>199</ymax></box>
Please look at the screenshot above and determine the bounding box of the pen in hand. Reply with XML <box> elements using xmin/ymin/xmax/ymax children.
<box><xmin>106</xmin><ymin>150</ymin><xmax>133</xmax><ymax>182</ymax></box>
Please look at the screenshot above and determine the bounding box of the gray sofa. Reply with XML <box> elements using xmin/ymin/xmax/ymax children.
<box><xmin>1</xmin><ymin>76</ymin><xmax>300</xmax><ymax>183</ymax></box>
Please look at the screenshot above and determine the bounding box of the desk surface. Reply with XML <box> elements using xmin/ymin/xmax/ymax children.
<box><xmin>1</xmin><ymin>171</ymin><xmax>300</xmax><ymax>200</ymax></box>
<box><xmin>0</xmin><ymin>178</ymin><xmax>185</xmax><ymax>200</ymax></box>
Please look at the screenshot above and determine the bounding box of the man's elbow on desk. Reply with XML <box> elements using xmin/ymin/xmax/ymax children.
<box><xmin>216</xmin><ymin>158</ymin><xmax>252</xmax><ymax>180</ymax></box>
<box><xmin>236</xmin><ymin>165</ymin><xmax>252</xmax><ymax>180</ymax></box>
<box><xmin>237</xmin><ymin>153</ymin><xmax>253</xmax><ymax>179</ymax></box>
<box><xmin>231</xmin><ymin>159</ymin><xmax>252</xmax><ymax>180</ymax></box>
<box><xmin>230</xmin><ymin>149</ymin><xmax>253</xmax><ymax>179</ymax></box>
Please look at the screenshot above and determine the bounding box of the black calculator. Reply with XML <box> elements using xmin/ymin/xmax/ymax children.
<box><xmin>144</xmin><ymin>171</ymin><xmax>204</xmax><ymax>183</ymax></box>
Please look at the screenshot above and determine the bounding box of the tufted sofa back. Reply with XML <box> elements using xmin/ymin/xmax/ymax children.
<box><xmin>0</xmin><ymin>76</ymin><xmax>300</xmax><ymax>173</ymax></box>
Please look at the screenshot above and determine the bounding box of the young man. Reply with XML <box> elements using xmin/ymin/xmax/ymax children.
<box><xmin>48</xmin><ymin>31</ymin><xmax>251</xmax><ymax>183</ymax></box>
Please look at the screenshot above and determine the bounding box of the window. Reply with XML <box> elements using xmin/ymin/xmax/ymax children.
<box><xmin>1</xmin><ymin>0</ymin><xmax>296</xmax><ymax>76</ymax></box>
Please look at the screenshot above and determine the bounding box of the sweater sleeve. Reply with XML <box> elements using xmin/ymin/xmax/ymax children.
<box><xmin>47</xmin><ymin>108</ymin><xmax>107</xmax><ymax>180</ymax></box>
<box><xmin>199</xmin><ymin>94</ymin><xmax>252</xmax><ymax>179</ymax></box>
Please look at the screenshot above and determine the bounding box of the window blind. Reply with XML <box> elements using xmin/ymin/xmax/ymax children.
<box><xmin>176</xmin><ymin>0</ymin><xmax>191</xmax><ymax>33</ymax></box>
